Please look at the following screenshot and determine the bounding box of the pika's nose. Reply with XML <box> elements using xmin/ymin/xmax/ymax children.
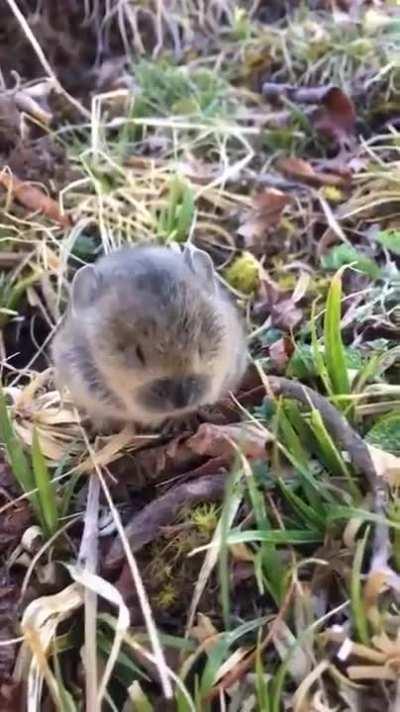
<box><xmin>148</xmin><ymin>375</ymin><xmax>207</xmax><ymax>410</ymax></box>
<box><xmin>159</xmin><ymin>377</ymin><xmax>197</xmax><ymax>408</ymax></box>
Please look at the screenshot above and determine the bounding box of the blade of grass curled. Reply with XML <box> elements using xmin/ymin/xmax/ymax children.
<box><xmin>323</xmin><ymin>269</ymin><xmax>351</xmax><ymax>409</ymax></box>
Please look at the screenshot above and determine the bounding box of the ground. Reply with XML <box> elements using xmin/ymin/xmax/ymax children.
<box><xmin>0</xmin><ymin>1</ymin><xmax>400</xmax><ymax>710</ymax></box>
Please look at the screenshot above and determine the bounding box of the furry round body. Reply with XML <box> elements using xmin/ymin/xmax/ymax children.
<box><xmin>52</xmin><ymin>245</ymin><xmax>247</xmax><ymax>429</ymax></box>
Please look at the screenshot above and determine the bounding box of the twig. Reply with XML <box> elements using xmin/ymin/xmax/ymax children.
<box><xmin>265</xmin><ymin>376</ymin><xmax>389</xmax><ymax>573</ymax></box>
<box><xmin>262</xmin><ymin>83</ymin><xmax>333</xmax><ymax>104</ymax></box>
<box><xmin>266</xmin><ymin>377</ymin><xmax>376</xmax><ymax>487</ymax></box>
<box><xmin>104</xmin><ymin>473</ymin><xmax>227</xmax><ymax>570</ymax></box>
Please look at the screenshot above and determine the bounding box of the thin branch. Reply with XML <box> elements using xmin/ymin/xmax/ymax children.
<box><xmin>105</xmin><ymin>473</ymin><xmax>227</xmax><ymax>570</ymax></box>
<box><xmin>266</xmin><ymin>376</ymin><xmax>389</xmax><ymax>574</ymax></box>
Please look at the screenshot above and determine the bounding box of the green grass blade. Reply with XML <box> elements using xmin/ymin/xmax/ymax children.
<box><xmin>310</xmin><ymin>300</ymin><xmax>332</xmax><ymax>396</ymax></box>
<box><xmin>0</xmin><ymin>383</ymin><xmax>41</xmax><ymax>517</ymax></box>
<box><xmin>308</xmin><ymin>407</ymin><xmax>361</xmax><ymax>501</ymax></box>
<box><xmin>245</xmin><ymin>464</ymin><xmax>286</xmax><ymax>604</ymax></box>
<box><xmin>227</xmin><ymin>529</ymin><xmax>323</xmax><ymax>545</ymax></box>
<box><xmin>128</xmin><ymin>682</ymin><xmax>154</xmax><ymax>712</ymax></box>
<box><xmin>326</xmin><ymin>505</ymin><xmax>400</xmax><ymax>531</ymax></box>
<box><xmin>389</xmin><ymin>500</ymin><xmax>400</xmax><ymax>572</ymax></box>
<box><xmin>0</xmin><ymin>384</ymin><xmax>34</xmax><ymax>493</ymax></box>
<box><xmin>218</xmin><ymin>468</ymin><xmax>238</xmax><ymax>629</ymax></box>
<box><xmin>278</xmin><ymin>479</ymin><xmax>326</xmax><ymax>530</ymax></box>
<box><xmin>199</xmin><ymin>616</ymin><xmax>270</xmax><ymax>697</ymax></box>
<box><xmin>275</xmin><ymin>436</ymin><xmax>336</xmax><ymax>505</ymax></box>
<box><xmin>323</xmin><ymin>270</ymin><xmax>351</xmax><ymax>405</ymax></box>
<box><xmin>176</xmin><ymin>183</ymin><xmax>195</xmax><ymax>241</ymax></box>
<box><xmin>277</xmin><ymin>406</ymin><xmax>310</xmax><ymax>468</ymax></box>
<box><xmin>255</xmin><ymin>636</ymin><xmax>271</xmax><ymax>712</ymax></box>
<box><xmin>32</xmin><ymin>428</ymin><xmax>59</xmax><ymax>538</ymax></box>
<box><xmin>277</xmin><ymin>401</ymin><xmax>325</xmax><ymax>510</ymax></box>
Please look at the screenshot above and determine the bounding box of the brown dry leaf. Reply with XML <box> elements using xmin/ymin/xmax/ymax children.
<box><xmin>339</xmin><ymin>631</ymin><xmax>400</xmax><ymax>680</ymax></box>
<box><xmin>231</xmin><ymin>561</ymin><xmax>254</xmax><ymax>587</ymax></box>
<box><xmin>186</xmin><ymin>422</ymin><xmax>270</xmax><ymax>461</ymax></box>
<box><xmin>189</xmin><ymin>613</ymin><xmax>219</xmax><ymax>651</ymax></box>
<box><xmin>363</xmin><ymin>570</ymin><xmax>390</xmax><ymax>617</ymax></box>
<box><xmin>270</xmin><ymin>300</ymin><xmax>303</xmax><ymax>332</ymax></box>
<box><xmin>214</xmin><ymin>647</ymin><xmax>251</xmax><ymax>684</ymax></box>
<box><xmin>342</xmin><ymin>631</ymin><xmax>400</xmax><ymax>681</ymax></box>
<box><xmin>367</xmin><ymin>445</ymin><xmax>400</xmax><ymax>486</ymax></box>
<box><xmin>0</xmin><ymin>171</ymin><xmax>70</xmax><ymax>227</ymax></box>
<box><xmin>313</xmin><ymin>87</ymin><xmax>356</xmax><ymax>145</ymax></box>
<box><xmin>253</xmin><ymin>271</ymin><xmax>308</xmax><ymax>332</ymax></box>
<box><xmin>15</xmin><ymin>88</ymin><xmax>52</xmax><ymax>126</ymax></box>
<box><xmin>269</xmin><ymin>336</ymin><xmax>295</xmax><ymax>371</ymax></box>
<box><xmin>372</xmin><ymin>631</ymin><xmax>400</xmax><ymax>661</ymax></box>
<box><xmin>238</xmin><ymin>188</ymin><xmax>290</xmax><ymax>252</ymax></box>
<box><xmin>292</xmin><ymin>660</ymin><xmax>331</xmax><ymax>712</ymax></box>
<box><xmin>229</xmin><ymin>543</ymin><xmax>255</xmax><ymax>562</ymax></box>
<box><xmin>347</xmin><ymin>665</ymin><xmax>397</xmax><ymax>681</ymax></box>
<box><xmin>277</xmin><ymin>156</ymin><xmax>351</xmax><ymax>188</ymax></box>
<box><xmin>108</xmin><ymin>433</ymin><xmax>199</xmax><ymax>487</ymax></box>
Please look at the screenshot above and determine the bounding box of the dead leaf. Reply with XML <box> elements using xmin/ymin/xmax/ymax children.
<box><xmin>186</xmin><ymin>422</ymin><xmax>270</xmax><ymax>461</ymax></box>
<box><xmin>269</xmin><ymin>336</ymin><xmax>294</xmax><ymax>371</ymax></box>
<box><xmin>363</xmin><ymin>571</ymin><xmax>390</xmax><ymax>616</ymax></box>
<box><xmin>189</xmin><ymin>613</ymin><xmax>219</xmax><ymax>651</ymax></box>
<box><xmin>15</xmin><ymin>88</ymin><xmax>52</xmax><ymax>126</ymax></box>
<box><xmin>238</xmin><ymin>189</ymin><xmax>290</xmax><ymax>252</ymax></box>
<box><xmin>0</xmin><ymin>171</ymin><xmax>70</xmax><ymax>227</ymax></box>
<box><xmin>313</xmin><ymin>87</ymin><xmax>356</xmax><ymax>145</ymax></box>
<box><xmin>347</xmin><ymin>665</ymin><xmax>397</xmax><ymax>681</ymax></box>
<box><xmin>368</xmin><ymin>445</ymin><xmax>400</xmax><ymax>486</ymax></box>
<box><xmin>272</xmin><ymin>299</ymin><xmax>303</xmax><ymax>331</ymax></box>
<box><xmin>231</xmin><ymin>561</ymin><xmax>255</xmax><ymax>587</ymax></box>
<box><xmin>230</xmin><ymin>543</ymin><xmax>255</xmax><ymax>562</ymax></box>
<box><xmin>341</xmin><ymin>630</ymin><xmax>400</xmax><ymax>683</ymax></box>
<box><xmin>253</xmin><ymin>270</ymin><xmax>308</xmax><ymax>332</ymax></box>
<box><xmin>108</xmin><ymin>433</ymin><xmax>201</xmax><ymax>488</ymax></box>
<box><xmin>277</xmin><ymin>156</ymin><xmax>351</xmax><ymax>188</ymax></box>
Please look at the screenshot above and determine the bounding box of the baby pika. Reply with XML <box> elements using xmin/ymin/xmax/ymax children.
<box><xmin>52</xmin><ymin>244</ymin><xmax>247</xmax><ymax>429</ymax></box>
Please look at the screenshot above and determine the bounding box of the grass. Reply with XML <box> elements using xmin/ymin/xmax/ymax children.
<box><xmin>1</xmin><ymin>1</ymin><xmax>400</xmax><ymax>710</ymax></box>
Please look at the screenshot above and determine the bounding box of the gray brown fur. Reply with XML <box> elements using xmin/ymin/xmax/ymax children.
<box><xmin>52</xmin><ymin>245</ymin><xmax>247</xmax><ymax>429</ymax></box>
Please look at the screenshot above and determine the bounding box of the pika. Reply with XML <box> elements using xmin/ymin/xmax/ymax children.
<box><xmin>52</xmin><ymin>244</ymin><xmax>247</xmax><ymax>429</ymax></box>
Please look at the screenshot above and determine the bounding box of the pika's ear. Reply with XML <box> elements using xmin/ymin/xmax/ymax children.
<box><xmin>182</xmin><ymin>244</ymin><xmax>217</xmax><ymax>293</ymax></box>
<box><xmin>71</xmin><ymin>264</ymin><xmax>100</xmax><ymax>313</ymax></box>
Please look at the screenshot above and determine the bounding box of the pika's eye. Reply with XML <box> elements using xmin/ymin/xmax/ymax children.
<box><xmin>135</xmin><ymin>344</ymin><xmax>146</xmax><ymax>365</ymax></box>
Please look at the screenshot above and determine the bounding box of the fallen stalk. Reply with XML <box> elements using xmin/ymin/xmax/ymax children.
<box><xmin>105</xmin><ymin>473</ymin><xmax>227</xmax><ymax>570</ymax></box>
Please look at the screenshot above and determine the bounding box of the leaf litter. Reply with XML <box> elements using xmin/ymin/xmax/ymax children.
<box><xmin>0</xmin><ymin>0</ymin><xmax>400</xmax><ymax>709</ymax></box>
